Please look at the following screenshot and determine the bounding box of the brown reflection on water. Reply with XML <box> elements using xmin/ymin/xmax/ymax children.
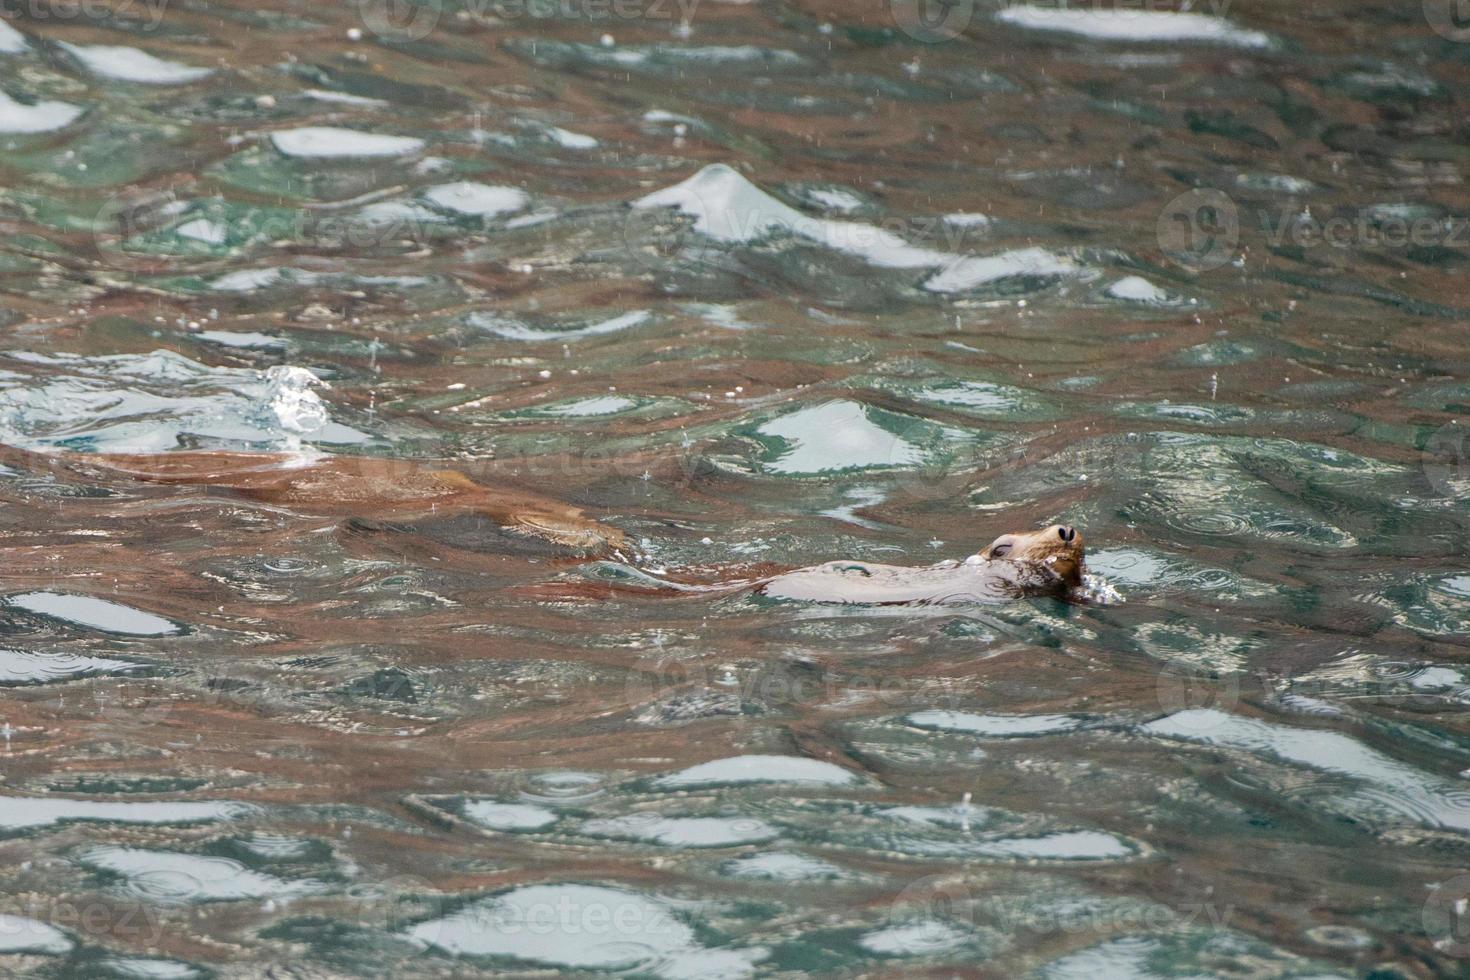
<box><xmin>0</xmin><ymin>0</ymin><xmax>1469</xmax><ymax>973</ymax></box>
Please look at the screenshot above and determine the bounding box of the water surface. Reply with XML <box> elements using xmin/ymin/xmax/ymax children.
<box><xmin>0</xmin><ymin>0</ymin><xmax>1468</xmax><ymax>976</ymax></box>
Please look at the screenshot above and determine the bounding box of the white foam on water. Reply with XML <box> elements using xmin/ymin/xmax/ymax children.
<box><xmin>96</xmin><ymin>957</ymin><xmax>202</xmax><ymax>979</ymax></box>
<box><xmin>1409</xmin><ymin>666</ymin><xmax>1463</xmax><ymax>690</ymax></box>
<box><xmin>211</xmin><ymin>267</ymin><xmax>301</xmax><ymax>291</ymax></box>
<box><xmin>0</xmin><ymin>648</ymin><xmax>136</xmax><ymax>685</ymax></box>
<box><xmin>924</xmin><ymin>246</ymin><xmax>1078</xmax><ymax>293</ymax></box>
<box><xmin>462</xmin><ymin>800</ymin><xmax>559</xmax><ymax>831</ymax></box>
<box><xmin>8</xmin><ymin>591</ymin><xmax>180</xmax><ymax>636</ymax></box>
<box><xmin>258</xmin><ymin>365</ymin><xmax>330</xmax><ymax>437</ymax></box>
<box><xmin>270</xmin><ymin>126</ymin><xmax>424</xmax><ymax>158</ymax></box>
<box><xmin>859</xmin><ymin>919</ymin><xmax>969</xmax><ymax>956</ymax></box>
<box><xmin>173</xmin><ymin>218</ymin><xmax>227</xmax><ymax>244</ymax></box>
<box><xmin>58</xmin><ymin>43</ymin><xmax>213</xmax><ymax>83</ymax></box>
<box><xmin>0</xmin><ymin>18</ymin><xmax>27</xmax><ymax>53</ymax></box>
<box><xmin>76</xmin><ymin>846</ymin><xmax>325</xmax><ymax>904</ymax></box>
<box><xmin>757</xmin><ymin>400</ymin><xmax>923</xmax><ymax>474</ymax></box>
<box><xmin>0</xmin><ymin>91</ymin><xmax>83</xmax><ymax>133</ymax></box>
<box><xmin>654</xmin><ymin>754</ymin><xmax>857</xmax><ymax>788</ymax></box>
<box><xmin>635</xmin><ymin>165</ymin><xmax>1077</xmax><ymax>293</ymax></box>
<box><xmin>0</xmin><ymin>914</ymin><xmax>72</xmax><ymax>955</ymax></box>
<box><xmin>720</xmin><ymin>851</ymin><xmax>846</xmax><ymax>881</ymax></box>
<box><xmin>580</xmin><ymin>815</ymin><xmax>779</xmax><ymax>847</ymax></box>
<box><xmin>807</xmin><ymin>187</ymin><xmax>865</xmax><ymax>211</ymax></box>
<box><xmin>421</xmin><ymin>181</ymin><xmax>529</xmax><ymax>217</ymax></box>
<box><xmin>0</xmin><ymin>796</ymin><xmax>248</xmax><ymax>832</ymax></box>
<box><xmin>546</xmin><ymin>126</ymin><xmax>598</xmax><ymax>149</ymax></box>
<box><xmin>405</xmin><ymin>882</ymin><xmax>766</xmax><ymax>977</ymax></box>
<box><xmin>996</xmin><ymin>6</ymin><xmax>1272</xmax><ymax>48</ymax></box>
<box><xmin>1105</xmin><ymin>275</ymin><xmax>1170</xmax><ymax>303</ymax></box>
<box><xmin>905</xmin><ymin>710</ymin><xmax>1083</xmax><ymax>737</ymax></box>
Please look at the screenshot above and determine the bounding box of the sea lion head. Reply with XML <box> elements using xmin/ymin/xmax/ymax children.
<box><xmin>979</xmin><ymin>524</ymin><xmax>1085</xmax><ymax>589</ymax></box>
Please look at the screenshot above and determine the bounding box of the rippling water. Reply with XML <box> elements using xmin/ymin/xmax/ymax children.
<box><xmin>1</xmin><ymin>0</ymin><xmax>1469</xmax><ymax>976</ymax></box>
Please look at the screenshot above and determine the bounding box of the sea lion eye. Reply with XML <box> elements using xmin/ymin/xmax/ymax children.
<box><xmin>990</xmin><ymin>543</ymin><xmax>1011</xmax><ymax>558</ymax></box>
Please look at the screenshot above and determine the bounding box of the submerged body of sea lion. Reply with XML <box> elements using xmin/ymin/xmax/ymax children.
<box><xmin>70</xmin><ymin>451</ymin><xmax>627</xmax><ymax>555</ymax></box>
<box><xmin>757</xmin><ymin>524</ymin><xmax>1086</xmax><ymax>605</ymax></box>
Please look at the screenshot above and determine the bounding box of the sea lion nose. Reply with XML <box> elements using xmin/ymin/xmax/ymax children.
<box><xmin>1058</xmin><ymin>525</ymin><xmax>1076</xmax><ymax>542</ymax></box>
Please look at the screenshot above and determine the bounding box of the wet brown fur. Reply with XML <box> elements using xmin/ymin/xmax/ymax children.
<box><xmin>978</xmin><ymin>524</ymin><xmax>1086</xmax><ymax>589</ymax></box>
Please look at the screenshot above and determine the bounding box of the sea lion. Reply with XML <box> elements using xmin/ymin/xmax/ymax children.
<box><xmin>70</xmin><ymin>451</ymin><xmax>627</xmax><ymax>555</ymax></box>
<box><xmin>757</xmin><ymin>524</ymin><xmax>1085</xmax><ymax>605</ymax></box>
